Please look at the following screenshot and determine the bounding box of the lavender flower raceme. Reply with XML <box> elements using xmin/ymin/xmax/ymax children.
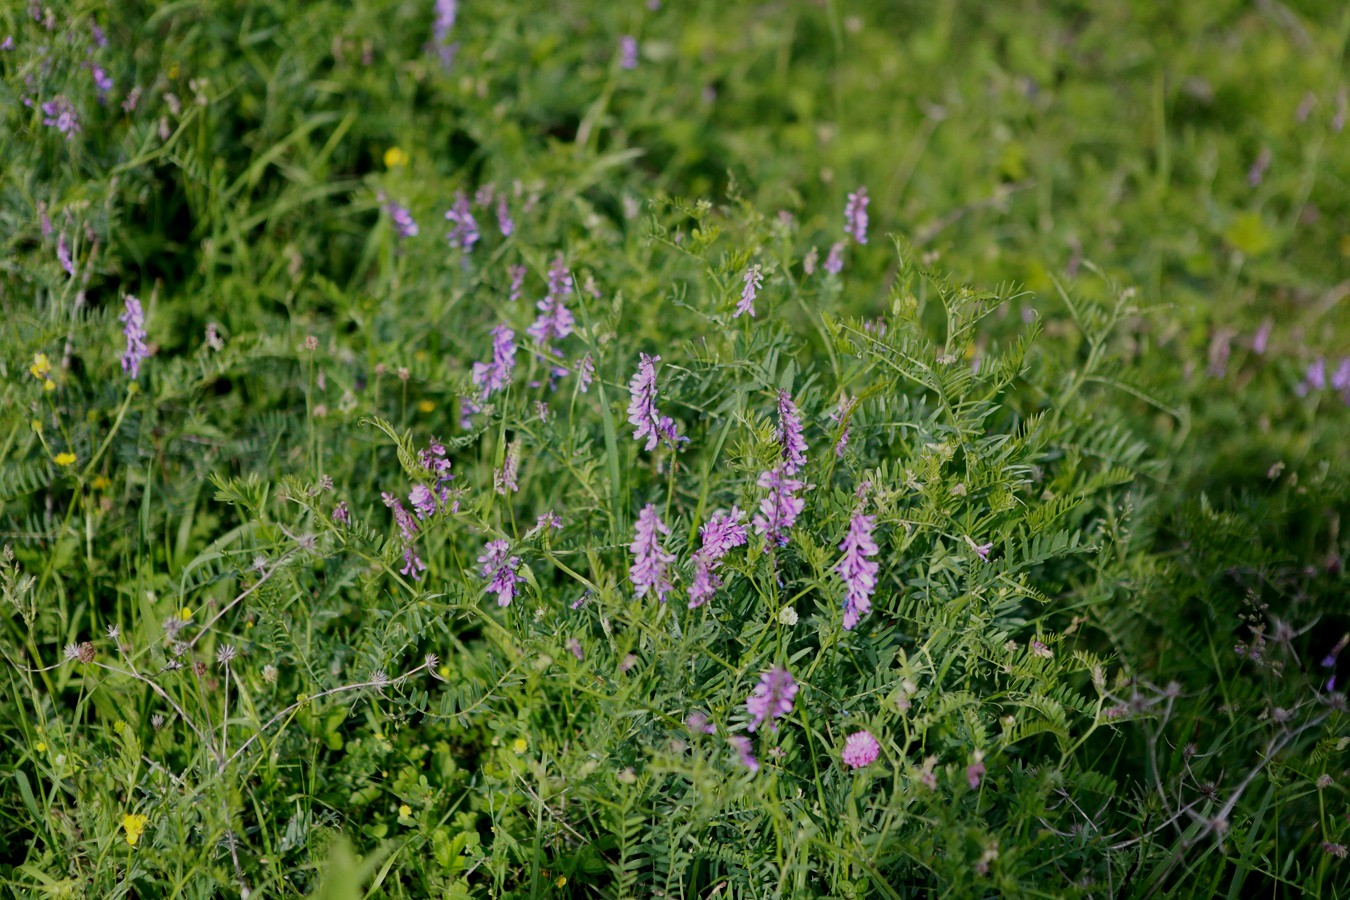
<box><xmin>508</xmin><ymin>264</ymin><xmax>526</xmax><ymax>302</ymax></box>
<box><xmin>444</xmin><ymin>192</ymin><xmax>479</xmax><ymax>253</ymax></box>
<box><xmin>409</xmin><ymin>484</ymin><xmax>436</xmax><ymax>518</ymax></box>
<box><xmin>844</xmin><ymin>186</ymin><xmax>869</xmax><ymax>244</ymax></box>
<box><xmin>42</xmin><ymin>96</ymin><xmax>79</xmax><ymax>137</ymax></box>
<box><xmin>496</xmin><ymin>196</ymin><xmax>514</xmax><ymax>237</ymax></box>
<box><xmin>432</xmin><ymin>0</ymin><xmax>458</xmax><ymax>69</ymax></box>
<box><xmin>835</xmin><ymin>512</ymin><xmax>878</xmax><ymax>630</ymax></box>
<box><xmin>120</xmin><ymin>295</ymin><xmax>149</xmax><ymax>378</ymax></box>
<box><xmin>527</xmin><ymin>254</ymin><xmax>575</xmax><ymax>347</ymax></box>
<box><xmin>418</xmin><ymin>438</ymin><xmax>456</xmax><ymax>505</ymax></box>
<box><xmin>688</xmin><ymin>507</ymin><xmax>748</xmax><ymax>608</ymax></box>
<box><xmin>745</xmin><ymin>666</ymin><xmax>797</xmax><ymax>732</ymax></box>
<box><xmin>752</xmin><ymin>465</ymin><xmax>805</xmax><ymax>547</ymax></box>
<box><xmin>627</xmin><ymin>353</ymin><xmax>684</xmax><ymax>450</ymax></box>
<box><xmin>728</xmin><ymin>736</ymin><xmax>759</xmax><ymax>773</ymax></box>
<box><xmin>478</xmin><ymin>539</ymin><xmax>521</xmax><ymax>606</ymax></box>
<box><xmin>823</xmin><ymin>241</ymin><xmax>845</xmax><ymax>275</ymax></box>
<box><xmin>629</xmin><ymin>504</ymin><xmax>675</xmax><ymax>602</ymax></box>
<box><xmin>829</xmin><ymin>395</ymin><xmax>857</xmax><ymax>457</ymax></box>
<box><xmin>472</xmin><ymin>325</ymin><xmax>517</xmax><ymax>398</ymax></box>
<box><xmin>736</xmin><ymin>264</ymin><xmax>763</xmax><ymax>318</ymax></box>
<box><xmin>576</xmin><ymin>354</ymin><xmax>595</xmax><ymax>392</ymax></box>
<box><xmin>383</xmin><ymin>492</ymin><xmax>426</xmax><ymax>579</ymax></box>
<box><xmin>91</xmin><ymin>66</ymin><xmax>113</xmax><ymax>96</ymax></box>
<box><xmin>619</xmin><ymin>35</ymin><xmax>638</xmax><ymax>70</ymax></box>
<box><xmin>775</xmin><ymin>390</ymin><xmax>807</xmax><ymax>474</ymax></box>
<box><xmin>387</xmin><ymin>199</ymin><xmax>419</xmax><ymax>238</ymax></box>
<box><xmin>841</xmin><ymin>730</ymin><xmax>880</xmax><ymax>769</ymax></box>
<box><xmin>57</xmin><ymin>234</ymin><xmax>74</xmax><ymax>276</ymax></box>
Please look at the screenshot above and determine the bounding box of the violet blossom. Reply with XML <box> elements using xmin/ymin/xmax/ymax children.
<box><xmin>688</xmin><ymin>506</ymin><xmax>748</xmax><ymax>609</ymax></box>
<box><xmin>775</xmin><ymin>390</ymin><xmax>807</xmax><ymax>474</ymax></box>
<box><xmin>576</xmin><ymin>354</ymin><xmax>595</xmax><ymax>392</ymax></box>
<box><xmin>736</xmin><ymin>264</ymin><xmax>763</xmax><ymax>318</ymax></box>
<box><xmin>728</xmin><ymin>736</ymin><xmax>759</xmax><ymax>773</ymax></box>
<box><xmin>478</xmin><ymin>539</ymin><xmax>521</xmax><ymax>606</ymax></box>
<box><xmin>619</xmin><ymin>35</ymin><xmax>638</xmax><ymax>70</ymax></box>
<box><xmin>444</xmin><ymin>192</ymin><xmax>478</xmax><ymax>253</ymax></box>
<box><xmin>496</xmin><ymin>196</ymin><xmax>514</xmax><ymax>237</ymax></box>
<box><xmin>829</xmin><ymin>395</ymin><xmax>857</xmax><ymax>457</ymax></box>
<box><xmin>383</xmin><ymin>492</ymin><xmax>426</xmax><ymax>579</ymax></box>
<box><xmin>528</xmin><ymin>254</ymin><xmax>575</xmax><ymax>348</ymax></box>
<box><xmin>752</xmin><ymin>465</ymin><xmax>805</xmax><ymax>547</ymax></box>
<box><xmin>120</xmin><ymin>295</ymin><xmax>148</xmax><ymax>378</ymax></box>
<box><xmin>57</xmin><ymin>234</ymin><xmax>74</xmax><ymax>276</ymax></box>
<box><xmin>823</xmin><ymin>241</ymin><xmax>844</xmax><ymax>275</ymax></box>
<box><xmin>745</xmin><ymin>666</ymin><xmax>797</xmax><ymax>732</ymax></box>
<box><xmin>432</xmin><ymin>0</ymin><xmax>458</xmax><ymax>69</ymax></box>
<box><xmin>387</xmin><ymin>199</ymin><xmax>419</xmax><ymax>238</ymax></box>
<box><xmin>508</xmin><ymin>264</ymin><xmax>526</xmax><ymax>302</ymax></box>
<box><xmin>835</xmin><ymin>511</ymin><xmax>878</xmax><ymax>630</ymax></box>
<box><xmin>844</xmin><ymin>186</ymin><xmax>869</xmax><ymax>244</ymax></box>
<box><xmin>629</xmin><ymin>504</ymin><xmax>675</xmax><ymax>602</ymax></box>
<box><xmin>42</xmin><ymin>96</ymin><xmax>79</xmax><ymax>137</ymax></box>
<box><xmin>627</xmin><ymin>353</ymin><xmax>683</xmax><ymax>450</ymax></box>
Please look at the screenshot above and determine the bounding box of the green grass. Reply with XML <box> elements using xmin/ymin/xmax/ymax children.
<box><xmin>1</xmin><ymin>1</ymin><xmax>1347</xmax><ymax>897</ymax></box>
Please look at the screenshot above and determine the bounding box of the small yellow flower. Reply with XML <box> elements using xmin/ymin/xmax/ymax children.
<box><xmin>438</xmin><ymin>663</ymin><xmax>451</xmax><ymax>679</ymax></box>
<box><xmin>417</xmin><ymin>399</ymin><xmax>435</xmax><ymax>413</ymax></box>
<box><xmin>54</xmin><ymin>452</ymin><xmax>77</xmax><ymax>467</ymax></box>
<box><xmin>36</xmin><ymin>741</ymin><xmax>47</xmax><ymax>753</ymax></box>
<box><xmin>556</xmin><ymin>876</ymin><xmax>567</xmax><ymax>888</ymax></box>
<box><xmin>91</xmin><ymin>475</ymin><xmax>110</xmax><ymax>491</ymax></box>
<box><xmin>384</xmin><ymin>146</ymin><xmax>410</xmax><ymax>169</ymax></box>
<box><xmin>512</xmin><ymin>737</ymin><xmax>528</xmax><ymax>754</ymax></box>
<box><xmin>30</xmin><ymin>353</ymin><xmax>51</xmax><ymax>380</ymax></box>
<box><xmin>179</xmin><ymin>607</ymin><xmax>192</xmax><ymax>620</ymax></box>
<box><xmin>399</xmin><ymin>804</ymin><xmax>412</xmax><ymax>818</ymax></box>
<box><xmin>43</xmin><ymin>379</ymin><xmax>56</xmax><ymax>392</ymax></box>
<box><xmin>122</xmin><ymin>813</ymin><xmax>149</xmax><ymax>847</ymax></box>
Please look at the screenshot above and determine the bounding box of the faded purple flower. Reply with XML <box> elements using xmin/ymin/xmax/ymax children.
<box><xmin>90</xmin><ymin>19</ymin><xmax>107</xmax><ymax>47</ymax></box>
<box><xmin>1298</xmin><ymin>358</ymin><xmax>1327</xmax><ymax>396</ymax></box>
<box><xmin>566</xmin><ymin>637</ymin><xmax>584</xmax><ymax>660</ymax></box>
<box><xmin>1252</xmin><ymin>319</ymin><xmax>1272</xmax><ymax>355</ymax></box>
<box><xmin>775</xmin><ymin>390</ymin><xmax>807</xmax><ymax>474</ymax></box>
<box><xmin>409</xmin><ymin>484</ymin><xmax>436</xmax><ymax>519</ymax></box>
<box><xmin>836</xmin><ymin>512</ymin><xmax>878</xmax><ymax>631</ymax></box>
<box><xmin>728</xmin><ymin>735</ymin><xmax>759</xmax><ymax>773</ymax></box>
<box><xmin>494</xmin><ymin>439</ymin><xmax>521</xmax><ymax>495</ymax></box>
<box><xmin>685</xmin><ymin>711</ymin><xmax>716</xmax><ymax>734</ymax></box>
<box><xmin>432</xmin><ymin>0</ymin><xmax>458</xmax><ymax>69</ymax></box>
<box><xmin>42</xmin><ymin>96</ymin><xmax>80</xmax><ymax>137</ymax></box>
<box><xmin>966</xmin><ymin>755</ymin><xmax>987</xmax><ymax>789</ymax></box>
<box><xmin>478</xmin><ymin>540</ymin><xmax>521</xmax><ymax>606</ymax></box>
<box><xmin>419</xmin><ymin>438</ymin><xmax>456</xmax><ymax>504</ymax></box>
<box><xmin>120</xmin><ymin>295</ymin><xmax>149</xmax><ymax>378</ymax></box>
<box><xmin>508</xmin><ymin>264</ymin><xmax>526</xmax><ymax>302</ymax></box>
<box><xmin>122</xmin><ymin>86</ymin><xmax>142</xmax><ymax>113</ymax></box>
<box><xmin>803</xmin><ymin>246</ymin><xmax>818</xmax><ymax>275</ymax></box>
<box><xmin>829</xmin><ymin>395</ymin><xmax>857</xmax><ymax>457</ymax></box>
<box><xmin>472</xmin><ymin>325</ymin><xmax>517</xmax><ymax>398</ymax></box>
<box><xmin>57</xmin><ymin>234</ymin><xmax>74</xmax><ymax>276</ymax></box>
<box><xmin>627</xmin><ymin>353</ymin><xmax>683</xmax><ymax>450</ymax></box>
<box><xmin>496</xmin><ymin>196</ymin><xmax>514</xmax><ymax>237</ymax></box>
<box><xmin>576</xmin><ymin>354</ymin><xmax>595</xmax><ymax>392</ymax></box>
<box><xmin>91</xmin><ymin>66</ymin><xmax>112</xmax><ymax>96</ymax></box>
<box><xmin>735</xmin><ymin>264</ymin><xmax>763</xmax><ymax>318</ymax></box>
<box><xmin>444</xmin><ymin>192</ymin><xmax>478</xmax><ymax>253</ymax></box>
<box><xmin>619</xmin><ymin>35</ymin><xmax>638</xmax><ymax>70</ymax></box>
<box><xmin>746</xmin><ymin>666</ymin><xmax>797</xmax><ymax>732</ymax></box>
<box><xmin>387</xmin><ymin>199</ymin><xmax>419</xmax><ymax>238</ymax></box>
<box><xmin>332</xmin><ymin>501</ymin><xmax>350</xmax><ymax>525</ymax></box>
<box><xmin>823</xmin><ymin>241</ymin><xmax>844</xmax><ymax>275</ymax></box>
<box><xmin>844</xmin><ymin>186</ymin><xmax>869</xmax><ymax>244</ymax></box>
<box><xmin>965</xmin><ymin>534</ymin><xmax>993</xmax><ymax>561</ymax></box>
<box><xmin>752</xmin><ymin>465</ymin><xmax>805</xmax><ymax>547</ymax></box>
<box><xmin>0</xmin><ymin>36</ymin><xmax>12</xmax><ymax>51</ymax></box>
<box><xmin>841</xmin><ymin>730</ymin><xmax>880</xmax><ymax>769</ymax></box>
<box><xmin>527</xmin><ymin>254</ymin><xmax>575</xmax><ymax>347</ymax></box>
<box><xmin>535</xmin><ymin>511</ymin><xmax>563</xmax><ymax>531</ymax></box>
<box><xmin>629</xmin><ymin>504</ymin><xmax>675</xmax><ymax>602</ymax></box>
<box><xmin>38</xmin><ymin>201</ymin><xmax>52</xmax><ymax>238</ymax></box>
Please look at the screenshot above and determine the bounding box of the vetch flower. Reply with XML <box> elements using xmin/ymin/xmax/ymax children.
<box><xmin>745</xmin><ymin>666</ymin><xmax>797</xmax><ymax>732</ymax></box>
<box><xmin>496</xmin><ymin>196</ymin><xmax>514</xmax><ymax>237</ymax></box>
<box><xmin>823</xmin><ymin>241</ymin><xmax>844</xmax><ymax>275</ymax></box>
<box><xmin>841</xmin><ymin>730</ymin><xmax>880</xmax><ymax>769</ymax></box>
<box><xmin>494</xmin><ymin>439</ymin><xmax>521</xmax><ymax>495</ymax></box>
<box><xmin>576</xmin><ymin>354</ymin><xmax>595</xmax><ymax>392</ymax></box>
<box><xmin>752</xmin><ymin>465</ymin><xmax>805</xmax><ymax>547</ymax></box>
<box><xmin>444</xmin><ymin>192</ymin><xmax>478</xmax><ymax>253</ymax></box>
<box><xmin>965</xmin><ymin>534</ymin><xmax>993</xmax><ymax>561</ymax></box>
<box><xmin>507</xmin><ymin>264</ymin><xmax>526</xmax><ymax>302</ymax></box>
<box><xmin>688</xmin><ymin>507</ymin><xmax>747</xmax><ymax>608</ymax></box>
<box><xmin>120</xmin><ymin>295</ymin><xmax>149</xmax><ymax>379</ymax></box>
<box><xmin>42</xmin><ymin>96</ymin><xmax>80</xmax><ymax>137</ymax></box>
<box><xmin>619</xmin><ymin>35</ymin><xmax>638</xmax><ymax>70</ymax></box>
<box><xmin>728</xmin><ymin>736</ymin><xmax>759</xmax><ymax>773</ymax></box>
<box><xmin>736</xmin><ymin>264</ymin><xmax>763</xmax><ymax>318</ymax></box>
<box><xmin>627</xmin><ymin>353</ymin><xmax>684</xmax><ymax>450</ymax></box>
<box><xmin>432</xmin><ymin>0</ymin><xmax>458</xmax><ymax>69</ymax></box>
<box><xmin>844</xmin><ymin>186</ymin><xmax>869</xmax><ymax>244</ymax></box>
<box><xmin>471</xmin><ymin>324</ymin><xmax>517</xmax><ymax>398</ymax></box>
<box><xmin>775</xmin><ymin>390</ymin><xmax>807</xmax><ymax>474</ymax></box>
<box><xmin>332</xmin><ymin>501</ymin><xmax>349</xmax><ymax>525</ymax></box>
<box><xmin>387</xmin><ymin>199</ymin><xmax>418</xmax><ymax>238</ymax></box>
<box><xmin>835</xmin><ymin>511</ymin><xmax>878</xmax><ymax>630</ymax></box>
<box><xmin>409</xmin><ymin>484</ymin><xmax>436</xmax><ymax>518</ymax></box>
<box><xmin>966</xmin><ymin>752</ymin><xmax>987</xmax><ymax>789</ymax></box>
<box><xmin>57</xmin><ymin>234</ymin><xmax>74</xmax><ymax>276</ymax></box>
<box><xmin>478</xmin><ymin>539</ymin><xmax>521</xmax><ymax>606</ymax></box>
<box><xmin>527</xmin><ymin>254</ymin><xmax>575</xmax><ymax>348</ymax></box>
<box><xmin>629</xmin><ymin>504</ymin><xmax>675</xmax><ymax>602</ymax></box>
<box><xmin>829</xmin><ymin>395</ymin><xmax>857</xmax><ymax>457</ymax></box>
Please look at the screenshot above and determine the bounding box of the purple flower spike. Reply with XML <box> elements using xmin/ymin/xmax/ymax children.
<box><xmin>728</xmin><ymin>736</ymin><xmax>759</xmax><ymax>773</ymax></box>
<box><xmin>629</xmin><ymin>504</ymin><xmax>675</xmax><ymax>602</ymax></box>
<box><xmin>688</xmin><ymin>506</ymin><xmax>748</xmax><ymax>608</ymax></box>
<box><xmin>752</xmin><ymin>465</ymin><xmax>805</xmax><ymax>547</ymax></box>
<box><xmin>841</xmin><ymin>730</ymin><xmax>880</xmax><ymax>769</ymax></box>
<box><xmin>627</xmin><ymin>353</ymin><xmax>684</xmax><ymax>450</ymax></box>
<box><xmin>829</xmin><ymin>395</ymin><xmax>857</xmax><ymax>458</ymax></box>
<box><xmin>57</xmin><ymin>234</ymin><xmax>75</xmax><ymax>276</ymax></box>
<box><xmin>478</xmin><ymin>539</ymin><xmax>521</xmax><ymax>606</ymax></box>
<box><xmin>472</xmin><ymin>324</ymin><xmax>517</xmax><ymax>397</ymax></box>
<box><xmin>496</xmin><ymin>196</ymin><xmax>514</xmax><ymax>237</ymax></box>
<box><xmin>120</xmin><ymin>295</ymin><xmax>149</xmax><ymax>378</ymax></box>
<box><xmin>528</xmin><ymin>254</ymin><xmax>575</xmax><ymax>348</ymax></box>
<box><xmin>619</xmin><ymin>35</ymin><xmax>638</xmax><ymax>70</ymax></box>
<box><xmin>387</xmin><ymin>199</ymin><xmax>419</xmax><ymax>238</ymax></box>
<box><xmin>775</xmin><ymin>390</ymin><xmax>807</xmax><ymax>474</ymax></box>
<box><xmin>508</xmin><ymin>265</ymin><xmax>526</xmax><ymax>302</ymax></box>
<box><xmin>444</xmin><ymin>192</ymin><xmax>479</xmax><ymax>252</ymax></box>
<box><xmin>42</xmin><ymin>96</ymin><xmax>80</xmax><ymax>137</ymax></box>
<box><xmin>823</xmin><ymin>241</ymin><xmax>845</xmax><ymax>275</ymax></box>
<box><xmin>746</xmin><ymin>666</ymin><xmax>797</xmax><ymax>732</ymax></box>
<box><xmin>432</xmin><ymin>0</ymin><xmax>458</xmax><ymax>69</ymax></box>
<box><xmin>844</xmin><ymin>186</ymin><xmax>870</xmax><ymax>244</ymax></box>
<box><xmin>835</xmin><ymin>512</ymin><xmax>878</xmax><ymax>631</ymax></box>
<box><xmin>736</xmin><ymin>264</ymin><xmax>763</xmax><ymax>318</ymax></box>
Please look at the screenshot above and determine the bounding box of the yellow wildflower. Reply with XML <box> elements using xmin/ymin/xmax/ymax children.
<box><xmin>399</xmin><ymin>804</ymin><xmax>412</xmax><ymax>818</ymax></box>
<box><xmin>122</xmin><ymin>813</ymin><xmax>149</xmax><ymax>847</ymax></box>
<box><xmin>384</xmin><ymin>146</ymin><xmax>410</xmax><ymax>169</ymax></box>
<box><xmin>179</xmin><ymin>607</ymin><xmax>192</xmax><ymax>620</ymax></box>
<box><xmin>36</xmin><ymin>741</ymin><xmax>47</xmax><ymax>753</ymax></box>
<box><xmin>30</xmin><ymin>353</ymin><xmax>51</xmax><ymax>380</ymax></box>
<box><xmin>43</xmin><ymin>379</ymin><xmax>56</xmax><ymax>392</ymax></box>
<box><xmin>54</xmin><ymin>452</ymin><xmax>77</xmax><ymax>467</ymax></box>
<box><xmin>417</xmin><ymin>399</ymin><xmax>435</xmax><ymax>413</ymax></box>
<box><xmin>512</xmin><ymin>737</ymin><xmax>528</xmax><ymax>754</ymax></box>
<box><xmin>556</xmin><ymin>876</ymin><xmax>567</xmax><ymax>888</ymax></box>
<box><xmin>91</xmin><ymin>475</ymin><xmax>110</xmax><ymax>491</ymax></box>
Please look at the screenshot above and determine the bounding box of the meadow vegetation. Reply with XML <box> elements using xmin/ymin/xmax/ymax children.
<box><xmin>2</xmin><ymin>1</ymin><xmax>1348</xmax><ymax>896</ymax></box>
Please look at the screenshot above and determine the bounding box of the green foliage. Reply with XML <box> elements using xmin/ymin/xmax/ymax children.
<box><xmin>2</xmin><ymin>1</ymin><xmax>1347</xmax><ymax>897</ymax></box>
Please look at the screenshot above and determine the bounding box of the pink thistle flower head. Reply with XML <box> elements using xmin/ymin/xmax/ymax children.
<box><xmin>629</xmin><ymin>504</ymin><xmax>675</xmax><ymax>602</ymax></box>
<box><xmin>745</xmin><ymin>666</ymin><xmax>797</xmax><ymax>732</ymax></box>
<box><xmin>835</xmin><ymin>511</ymin><xmax>879</xmax><ymax>630</ymax></box>
<box><xmin>841</xmin><ymin>730</ymin><xmax>880</xmax><ymax>769</ymax></box>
